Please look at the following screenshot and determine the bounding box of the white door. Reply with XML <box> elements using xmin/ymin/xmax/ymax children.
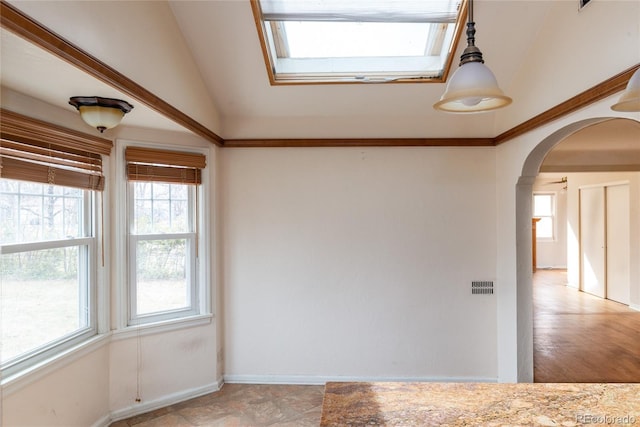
<box><xmin>580</xmin><ymin>186</ymin><xmax>606</xmax><ymax>298</ymax></box>
<box><xmin>606</xmin><ymin>184</ymin><xmax>630</xmax><ymax>304</ymax></box>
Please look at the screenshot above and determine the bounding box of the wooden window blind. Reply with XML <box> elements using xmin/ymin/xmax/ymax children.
<box><xmin>0</xmin><ymin>108</ymin><xmax>112</xmax><ymax>191</ymax></box>
<box><xmin>125</xmin><ymin>146</ymin><xmax>206</xmax><ymax>185</ymax></box>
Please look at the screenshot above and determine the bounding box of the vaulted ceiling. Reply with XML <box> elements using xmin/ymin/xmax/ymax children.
<box><xmin>1</xmin><ymin>0</ymin><xmax>639</xmax><ymax>147</ymax></box>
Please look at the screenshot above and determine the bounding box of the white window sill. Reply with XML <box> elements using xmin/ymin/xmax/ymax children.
<box><xmin>112</xmin><ymin>313</ymin><xmax>214</xmax><ymax>341</ymax></box>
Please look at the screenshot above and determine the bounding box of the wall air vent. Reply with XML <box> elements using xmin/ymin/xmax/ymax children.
<box><xmin>472</xmin><ymin>281</ymin><xmax>494</xmax><ymax>295</ymax></box>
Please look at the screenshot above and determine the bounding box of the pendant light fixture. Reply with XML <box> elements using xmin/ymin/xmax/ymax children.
<box><xmin>611</xmin><ymin>67</ymin><xmax>640</xmax><ymax>112</ymax></box>
<box><xmin>433</xmin><ymin>0</ymin><xmax>512</xmax><ymax>113</ymax></box>
<box><xmin>69</xmin><ymin>96</ymin><xmax>134</xmax><ymax>133</ymax></box>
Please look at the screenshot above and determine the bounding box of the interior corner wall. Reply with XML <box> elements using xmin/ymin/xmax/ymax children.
<box><xmin>221</xmin><ymin>146</ymin><xmax>498</xmax><ymax>382</ymax></box>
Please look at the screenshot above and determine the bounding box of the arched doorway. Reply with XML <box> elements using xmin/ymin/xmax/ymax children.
<box><xmin>515</xmin><ymin>117</ymin><xmax>640</xmax><ymax>382</ymax></box>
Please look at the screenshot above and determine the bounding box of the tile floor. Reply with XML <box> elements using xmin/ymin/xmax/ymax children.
<box><xmin>109</xmin><ymin>383</ymin><xmax>324</xmax><ymax>427</ymax></box>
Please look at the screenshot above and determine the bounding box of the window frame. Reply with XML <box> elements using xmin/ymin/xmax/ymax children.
<box><xmin>0</xmin><ymin>182</ymin><xmax>98</xmax><ymax>378</ymax></box>
<box><xmin>533</xmin><ymin>192</ymin><xmax>557</xmax><ymax>241</ymax></box>
<box><xmin>127</xmin><ymin>182</ymin><xmax>199</xmax><ymax>324</ymax></box>
<box><xmin>251</xmin><ymin>0</ymin><xmax>468</xmax><ymax>85</ymax></box>
<box><xmin>116</xmin><ymin>140</ymin><xmax>211</xmax><ymax>329</ymax></box>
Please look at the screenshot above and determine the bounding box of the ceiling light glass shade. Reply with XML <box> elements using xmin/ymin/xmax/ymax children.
<box><xmin>77</xmin><ymin>105</ymin><xmax>125</xmax><ymax>131</ymax></box>
<box><xmin>611</xmin><ymin>68</ymin><xmax>640</xmax><ymax>112</ymax></box>
<box><xmin>69</xmin><ymin>96</ymin><xmax>133</xmax><ymax>133</ymax></box>
<box><xmin>433</xmin><ymin>61</ymin><xmax>512</xmax><ymax>113</ymax></box>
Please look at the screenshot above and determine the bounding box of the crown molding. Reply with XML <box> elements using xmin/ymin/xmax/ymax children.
<box><xmin>494</xmin><ymin>64</ymin><xmax>639</xmax><ymax>145</ymax></box>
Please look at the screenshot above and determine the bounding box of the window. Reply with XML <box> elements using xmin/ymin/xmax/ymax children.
<box><xmin>252</xmin><ymin>0</ymin><xmax>465</xmax><ymax>84</ymax></box>
<box><xmin>0</xmin><ymin>109</ymin><xmax>110</xmax><ymax>377</ymax></box>
<box><xmin>0</xmin><ymin>181</ymin><xmax>95</xmax><ymax>372</ymax></box>
<box><xmin>533</xmin><ymin>193</ymin><xmax>556</xmax><ymax>240</ymax></box>
<box><xmin>126</xmin><ymin>146</ymin><xmax>206</xmax><ymax>325</ymax></box>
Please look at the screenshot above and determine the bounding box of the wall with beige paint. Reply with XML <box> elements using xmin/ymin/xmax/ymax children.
<box><xmin>221</xmin><ymin>146</ymin><xmax>498</xmax><ymax>382</ymax></box>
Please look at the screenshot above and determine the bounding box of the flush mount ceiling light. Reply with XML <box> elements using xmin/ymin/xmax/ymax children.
<box><xmin>611</xmin><ymin>67</ymin><xmax>640</xmax><ymax>112</ymax></box>
<box><xmin>433</xmin><ymin>0</ymin><xmax>512</xmax><ymax>113</ymax></box>
<box><xmin>69</xmin><ymin>96</ymin><xmax>134</xmax><ymax>133</ymax></box>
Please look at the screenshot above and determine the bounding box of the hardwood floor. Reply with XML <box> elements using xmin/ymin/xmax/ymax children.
<box><xmin>533</xmin><ymin>269</ymin><xmax>640</xmax><ymax>383</ymax></box>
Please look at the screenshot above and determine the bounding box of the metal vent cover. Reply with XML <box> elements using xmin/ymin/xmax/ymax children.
<box><xmin>472</xmin><ymin>281</ymin><xmax>494</xmax><ymax>295</ymax></box>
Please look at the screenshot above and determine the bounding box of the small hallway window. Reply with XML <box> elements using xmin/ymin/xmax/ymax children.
<box><xmin>533</xmin><ymin>193</ymin><xmax>556</xmax><ymax>240</ymax></box>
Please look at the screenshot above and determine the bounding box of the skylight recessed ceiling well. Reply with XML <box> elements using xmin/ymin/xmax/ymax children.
<box><xmin>252</xmin><ymin>0</ymin><xmax>466</xmax><ymax>84</ymax></box>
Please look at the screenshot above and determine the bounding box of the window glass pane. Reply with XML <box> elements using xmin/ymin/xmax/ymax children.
<box><xmin>534</xmin><ymin>194</ymin><xmax>553</xmax><ymax>216</ymax></box>
<box><xmin>152</xmin><ymin>183</ymin><xmax>171</xmax><ymax>200</ymax></box>
<box><xmin>284</xmin><ymin>22</ymin><xmax>430</xmax><ymax>58</ymax></box>
<box><xmin>0</xmin><ymin>246</ymin><xmax>88</xmax><ymax>363</ymax></box>
<box><xmin>133</xmin><ymin>182</ymin><xmax>190</xmax><ymax>234</ymax></box>
<box><xmin>136</xmin><ymin>239</ymin><xmax>189</xmax><ymax>315</ymax></box>
<box><xmin>0</xmin><ymin>192</ymin><xmax>18</xmax><ymax>243</ymax></box>
<box><xmin>152</xmin><ymin>200</ymin><xmax>171</xmax><ymax>231</ymax></box>
<box><xmin>536</xmin><ymin>217</ymin><xmax>553</xmax><ymax>239</ymax></box>
<box><xmin>0</xmin><ymin>180</ymin><xmax>84</xmax><ymax>244</ymax></box>
<box><xmin>135</xmin><ymin>181</ymin><xmax>152</xmax><ymax>199</ymax></box>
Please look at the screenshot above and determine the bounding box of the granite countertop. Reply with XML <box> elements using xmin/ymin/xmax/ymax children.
<box><xmin>320</xmin><ymin>382</ymin><xmax>640</xmax><ymax>426</ymax></box>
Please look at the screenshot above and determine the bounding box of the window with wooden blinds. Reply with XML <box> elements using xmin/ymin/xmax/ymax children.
<box><xmin>125</xmin><ymin>146</ymin><xmax>206</xmax><ymax>185</ymax></box>
<box><xmin>0</xmin><ymin>108</ymin><xmax>112</xmax><ymax>191</ymax></box>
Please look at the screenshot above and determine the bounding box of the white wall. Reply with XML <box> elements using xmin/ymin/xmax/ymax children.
<box><xmin>495</xmin><ymin>0</ymin><xmax>640</xmax><ymax>134</ymax></box>
<box><xmin>1</xmin><ymin>344</ymin><xmax>110</xmax><ymax>427</ymax></box>
<box><xmin>222</xmin><ymin>147</ymin><xmax>498</xmax><ymax>382</ymax></box>
<box><xmin>108</xmin><ymin>323</ymin><xmax>219</xmax><ymax>421</ymax></box>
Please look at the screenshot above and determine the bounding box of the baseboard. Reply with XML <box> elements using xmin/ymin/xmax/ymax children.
<box><xmin>629</xmin><ymin>303</ymin><xmax>640</xmax><ymax>312</ymax></box>
<box><xmin>109</xmin><ymin>379</ymin><xmax>223</xmax><ymax>423</ymax></box>
<box><xmin>223</xmin><ymin>374</ymin><xmax>497</xmax><ymax>385</ymax></box>
<box><xmin>90</xmin><ymin>413</ymin><xmax>112</xmax><ymax>427</ymax></box>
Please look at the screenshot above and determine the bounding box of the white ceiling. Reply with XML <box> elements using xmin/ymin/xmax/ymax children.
<box><xmin>0</xmin><ymin>0</ymin><xmax>637</xmax><ymax>146</ymax></box>
<box><xmin>0</xmin><ymin>28</ymin><xmax>186</xmax><ymax>132</ymax></box>
<box><xmin>540</xmin><ymin>119</ymin><xmax>640</xmax><ymax>172</ymax></box>
<box><xmin>0</xmin><ymin>0</ymin><xmax>557</xmax><ymax>139</ymax></box>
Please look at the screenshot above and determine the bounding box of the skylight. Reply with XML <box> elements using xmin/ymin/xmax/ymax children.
<box><xmin>252</xmin><ymin>0</ymin><xmax>466</xmax><ymax>84</ymax></box>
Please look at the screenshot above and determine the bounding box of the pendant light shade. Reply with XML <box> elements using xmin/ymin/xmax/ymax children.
<box><xmin>611</xmin><ymin>68</ymin><xmax>640</xmax><ymax>112</ymax></box>
<box><xmin>434</xmin><ymin>0</ymin><xmax>511</xmax><ymax>113</ymax></box>
<box><xmin>433</xmin><ymin>62</ymin><xmax>512</xmax><ymax>112</ymax></box>
<box><xmin>69</xmin><ymin>96</ymin><xmax>133</xmax><ymax>133</ymax></box>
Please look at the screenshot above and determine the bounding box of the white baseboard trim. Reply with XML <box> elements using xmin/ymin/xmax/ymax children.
<box><xmin>223</xmin><ymin>374</ymin><xmax>497</xmax><ymax>385</ymax></box>
<box><xmin>90</xmin><ymin>413</ymin><xmax>112</xmax><ymax>427</ymax></box>
<box><xmin>109</xmin><ymin>379</ymin><xmax>223</xmax><ymax>423</ymax></box>
<box><xmin>629</xmin><ymin>303</ymin><xmax>640</xmax><ymax>312</ymax></box>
